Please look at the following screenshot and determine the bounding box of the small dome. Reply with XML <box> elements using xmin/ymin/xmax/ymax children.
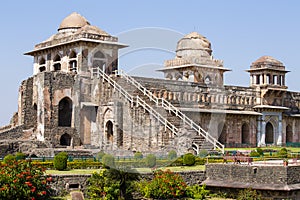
<box><xmin>252</xmin><ymin>56</ymin><xmax>283</xmax><ymax>65</ymax></box>
<box><xmin>251</xmin><ymin>55</ymin><xmax>285</xmax><ymax>70</ymax></box>
<box><xmin>58</xmin><ymin>12</ymin><xmax>90</xmax><ymax>30</ymax></box>
<box><xmin>176</xmin><ymin>32</ymin><xmax>212</xmax><ymax>58</ymax></box>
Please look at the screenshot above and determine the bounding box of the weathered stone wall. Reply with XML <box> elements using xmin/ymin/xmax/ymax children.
<box><xmin>50</xmin><ymin>170</ymin><xmax>206</xmax><ymax>196</ymax></box>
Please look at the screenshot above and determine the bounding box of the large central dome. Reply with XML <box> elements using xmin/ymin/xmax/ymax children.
<box><xmin>58</xmin><ymin>12</ymin><xmax>90</xmax><ymax>31</ymax></box>
<box><xmin>176</xmin><ymin>32</ymin><xmax>212</xmax><ymax>58</ymax></box>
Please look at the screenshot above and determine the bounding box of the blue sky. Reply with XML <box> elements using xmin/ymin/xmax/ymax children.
<box><xmin>0</xmin><ymin>1</ymin><xmax>300</xmax><ymax>126</ymax></box>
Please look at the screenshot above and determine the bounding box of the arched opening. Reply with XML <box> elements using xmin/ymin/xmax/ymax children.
<box><xmin>204</xmin><ymin>75</ymin><xmax>211</xmax><ymax>85</ymax></box>
<box><xmin>53</xmin><ymin>54</ymin><xmax>61</xmax><ymax>71</ymax></box>
<box><xmin>265</xmin><ymin>122</ymin><xmax>274</xmax><ymax>144</ymax></box>
<box><xmin>39</xmin><ymin>58</ymin><xmax>46</xmax><ymax>72</ymax></box>
<box><xmin>218</xmin><ymin>123</ymin><xmax>227</xmax><ymax>144</ymax></box>
<box><xmin>58</xmin><ymin>97</ymin><xmax>72</xmax><ymax>127</ymax></box>
<box><xmin>60</xmin><ymin>133</ymin><xmax>71</xmax><ymax>146</ymax></box>
<box><xmin>106</xmin><ymin>121</ymin><xmax>113</xmax><ymax>144</ymax></box>
<box><xmin>241</xmin><ymin>123</ymin><xmax>250</xmax><ymax>144</ymax></box>
<box><xmin>69</xmin><ymin>51</ymin><xmax>77</xmax><ymax>72</ymax></box>
<box><xmin>92</xmin><ymin>51</ymin><xmax>106</xmax><ymax>76</ymax></box>
<box><xmin>286</xmin><ymin>125</ymin><xmax>293</xmax><ymax>143</ymax></box>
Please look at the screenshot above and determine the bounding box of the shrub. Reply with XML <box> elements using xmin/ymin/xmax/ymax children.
<box><xmin>256</xmin><ymin>148</ymin><xmax>264</xmax><ymax>156</ymax></box>
<box><xmin>183</xmin><ymin>153</ymin><xmax>195</xmax><ymax>166</ymax></box>
<box><xmin>278</xmin><ymin>148</ymin><xmax>288</xmax><ymax>158</ymax></box>
<box><xmin>134</xmin><ymin>152</ymin><xmax>143</xmax><ymax>160</ymax></box>
<box><xmin>139</xmin><ymin>169</ymin><xmax>187</xmax><ymax>199</ymax></box>
<box><xmin>168</xmin><ymin>150</ymin><xmax>177</xmax><ymax>160</ymax></box>
<box><xmin>96</xmin><ymin>151</ymin><xmax>105</xmax><ymax>161</ymax></box>
<box><xmin>195</xmin><ymin>157</ymin><xmax>206</xmax><ymax>165</ymax></box>
<box><xmin>15</xmin><ymin>152</ymin><xmax>26</xmax><ymax>160</ymax></box>
<box><xmin>54</xmin><ymin>152</ymin><xmax>68</xmax><ymax>171</ymax></box>
<box><xmin>145</xmin><ymin>154</ymin><xmax>156</xmax><ymax>168</ymax></box>
<box><xmin>3</xmin><ymin>154</ymin><xmax>16</xmax><ymax>164</ymax></box>
<box><xmin>237</xmin><ymin>188</ymin><xmax>261</xmax><ymax>200</ymax></box>
<box><xmin>0</xmin><ymin>160</ymin><xmax>53</xmax><ymax>199</ymax></box>
<box><xmin>250</xmin><ymin>150</ymin><xmax>260</xmax><ymax>157</ymax></box>
<box><xmin>102</xmin><ymin>154</ymin><xmax>115</xmax><ymax>168</ymax></box>
<box><xmin>87</xmin><ymin>167</ymin><xmax>139</xmax><ymax>200</ymax></box>
<box><xmin>198</xmin><ymin>149</ymin><xmax>208</xmax><ymax>158</ymax></box>
<box><xmin>187</xmin><ymin>184</ymin><xmax>209</xmax><ymax>200</ymax></box>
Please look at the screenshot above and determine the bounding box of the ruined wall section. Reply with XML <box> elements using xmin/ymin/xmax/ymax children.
<box><xmin>92</xmin><ymin>79</ymin><xmax>174</xmax><ymax>154</ymax></box>
<box><xmin>35</xmin><ymin>72</ymin><xmax>81</xmax><ymax>146</ymax></box>
<box><xmin>18</xmin><ymin>77</ymin><xmax>36</xmax><ymax>130</ymax></box>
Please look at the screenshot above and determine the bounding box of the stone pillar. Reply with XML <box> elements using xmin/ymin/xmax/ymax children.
<box><xmin>277</xmin><ymin>114</ymin><xmax>283</xmax><ymax>146</ymax></box>
<box><xmin>257</xmin><ymin>116</ymin><xmax>262</xmax><ymax>146</ymax></box>
<box><xmin>260</xmin><ymin>114</ymin><xmax>266</xmax><ymax>146</ymax></box>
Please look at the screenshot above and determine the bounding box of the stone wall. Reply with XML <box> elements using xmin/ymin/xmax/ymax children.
<box><xmin>50</xmin><ymin>170</ymin><xmax>206</xmax><ymax>196</ymax></box>
<box><xmin>203</xmin><ymin>164</ymin><xmax>300</xmax><ymax>199</ymax></box>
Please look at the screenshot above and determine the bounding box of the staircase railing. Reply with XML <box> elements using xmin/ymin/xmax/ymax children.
<box><xmin>118</xmin><ymin>69</ymin><xmax>224</xmax><ymax>154</ymax></box>
<box><xmin>97</xmin><ymin>68</ymin><xmax>178</xmax><ymax>137</ymax></box>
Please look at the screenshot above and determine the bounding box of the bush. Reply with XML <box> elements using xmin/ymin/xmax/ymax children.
<box><xmin>237</xmin><ymin>188</ymin><xmax>261</xmax><ymax>200</ymax></box>
<box><xmin>198</xmin><ymin>149</ymin><xmax>208</xmax><ymax>158</ymax></box>
<box><xmin>168</xmin><ymin>150</ymin><xmax>177</xmax><ymax>160</ymax></box>
<box><xmin>3</xmin><ymin>154</ymin><xmax>16</xmax><ymax>164</ymax></box>
<box><xmin>15</xmin><ymin>152</ymin><xmax>26</xmax><ymax>160</ymax></box>
<box><xmin>102</xmin><ymin>154</ymin><xmax>115</xmax><ymax>168</ymax></box>
<box><xmin>250</xmin><ymin>150</ymin><xmax>260</xmax><ymax>157</ymax></box>
<box><xmin>278</xmin><ymin>148</ymin><xmax>288</xmax><ymax>158</ymax></box>
<box><xmin>0</xmin><ymin>160</ymin><xmax>53</xmax><ymax>199</ymax></box>
<box><xmin>145</xmin><ymin>154</ymin><xmax>156</xmax><ymax>168</ymax></box>
<box><xmin>187</xmin><ymin>184</ymin><xmax>209</xmax><ymax>200</ymax></box>
<box><xmin>54</xmin><ymin>152</ymin><xmax>68</xmax><ymax>171</ymax></box>
<box><xmin>256</xmin><ymin>148</ymin><xmax>264</xmax><ymax>156</ymax></box>
<box><xmin>134</xmin><ymin>152</ymin><xmax>143</xmax><ymax>160</ymax></box>
<box><xmin>183</xmin><ymin>153</ymin><xmax>195</xmax><ymax>166</ymax></box>
<box><xmin>96</xmin><ymin>151</ymin><xmax>105</xmax><ymax>161</ymax></box>
<box><xmin>139</xmin><ymin>169</ymin><xmax>187</xmax><ymax>199</ymax></box>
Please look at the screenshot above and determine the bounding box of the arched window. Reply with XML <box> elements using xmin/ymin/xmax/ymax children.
<box><xmin>58</xmin><ymin>97</ymin><xmax>72</xmax><ymax>127</ymax></box>
<box><xmin>53</xmin><ymin>54</ymin><xmax>61</xmax><ymax>71</ymax></box>
<box><xmin>60</xmin><ymin>133</ymin><xmax>71</xmax><ymax>146</ymax></box>
<box><xmin>286</xmin><ymin>125</ymin><xmax>293</xmax><ymax>143</ymax></box>
<box><xmin>265</xmin><ymin>122</ymin><xmax>274</xmax><ymax>144</ymax></box>
<box><xmin>39</xmin><ymin>58</ymin><xmax>46</xmax><ymax>72</ymax></box>
<box><xmin>69</xmin><ymin>51</ymin><xmax>77</xmax><ymax>72</ymax></box>
<box><xmin>241</xmin><ymin>123</ymin><xmax>250</xmax><ymax>144</ymax></box>
<box><xmin>106</xmin><ymin>120</ymin><xmax>113</xmax><ymax>144</ymax></box>
<box><xmin>92</xmin><ymin>51</ymin><xmax>106</xmax><ymax>76</ymax></box>
<box><xmin>218</xmin><ymin>123</ymin><xmax>227</xmax><ymax>144</ymax></box>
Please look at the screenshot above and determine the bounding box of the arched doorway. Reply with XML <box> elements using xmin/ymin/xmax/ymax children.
<box><xmin>60</xmin><ymin>133</ymin><xmax>71</xmax><ymax>146</ymax></box>
<box><xmin>265</xmin><ymin>122</ymin><xmax>274</xmax><ymax>144</ymax></box>
<box><xmin>286</xmin><ymin>125</ymin><xmax>293</xmax><ymax>143</ymax></box>
<box><xmin>106</xmin><ymin>121</ymin><xmax>113</xmax><ymax>143</ymax></box>
<box><xmin>218</xmin><ymin>123</ymin><xmax>227</xmax><ymax>144</ymax></box>
<box><xmin>241</xmin><ymin>123</ymin><xmax>250</xmax><ymax>144</ymax></box>
<box><xmin>58</xmin><ymin>97</ymin><xmax>72</xmax><ymax>127</ymax></box>
<box><xmin>92</xmin><ymin>51</ymin><xmax>106</xmax><ymax>76</ymax></box>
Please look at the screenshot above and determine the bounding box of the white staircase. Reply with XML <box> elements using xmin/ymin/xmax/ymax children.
<box><xmin>96</xmin><ymin>68</ymin><xmax>178</xmax><ymax>138</ymax></box>
<box><xmin>117</xmin><ymin>70</ymin><xmax>225</xmax><ymax>154</ymax></box>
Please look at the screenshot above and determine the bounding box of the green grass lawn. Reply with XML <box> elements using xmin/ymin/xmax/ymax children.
<box><xmin>46</xmin><ymin>165</ymin><xmax>205</xmax><ymax>175</ymax></box>
<box><xmin>225</xmin><ymin>147</ymin><xmax>300</xmax><ymax>152</ymax></box>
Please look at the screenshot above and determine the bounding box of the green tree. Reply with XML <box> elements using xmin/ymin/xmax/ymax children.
<box><xmin>134</xmin><ymin>152</ymin><xmax>143</xmax><ymax>160</ymax></box>
<box><xmin>145</xmin><ymin>154</ymin><xmax>156</xmax><ymax>168</ymax></box>
<box><xmin>102</xmin><ymin>154</ymin><xmax>115</xmax><ymax>168</ymax></box>
<box><xmin>168</xmin><ymin>150</ymin><xmax>177</xmax><ymax>160</ymax></box>
<box><xmin>183</xmin><ymin>153</ymin><xmax>195</xmax><ymax>166</ymax></box>
<box><xmin>54</xmin><ymin>152</ymin><xmax>68</xmax><ymax>171</ymax></box>
<box><xmin>87</xmin><ymin>167</ymin><xmax>140</xmax><ymax>200</ymax></box>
